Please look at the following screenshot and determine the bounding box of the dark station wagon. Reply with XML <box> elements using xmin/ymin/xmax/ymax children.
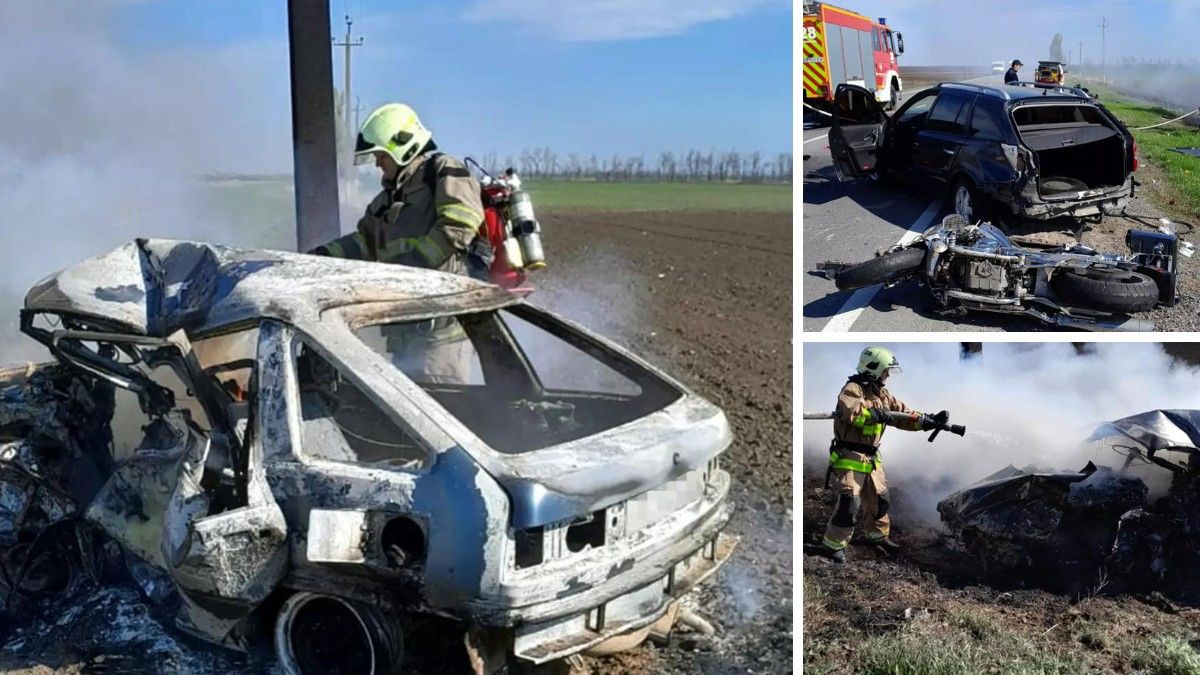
<box><xmin>829</xmin><ymin>81</ymin><xmax>1139</xmax><ymax>226</ymax></box>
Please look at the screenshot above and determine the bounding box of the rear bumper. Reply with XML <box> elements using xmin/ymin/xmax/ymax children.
<box><xmin>512</xmin><ymin>531</ymin><xmax>737</xmax><ymax>664</ymax></box>
<box><xmin>1017</xmin><ymin>179</ymin><xmax>1132</xmax><ymax>220</ymax></box>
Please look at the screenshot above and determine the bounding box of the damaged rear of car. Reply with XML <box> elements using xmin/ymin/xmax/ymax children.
<box><xmin>939</xmin><ymin>409</ymin><xmax>1200</xmax><ymax>603</ymax></box>
<box><xmin>829</xmin><ymin>81</ymin><xmax>1137</xmax><ymax>224</ymax></box>
<box><xmin>0</xmin><ymin>239</ymin><xmax>736</xmax><ymax>673</ymax></box>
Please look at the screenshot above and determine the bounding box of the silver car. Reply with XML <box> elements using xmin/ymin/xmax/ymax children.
<box><xmin>1</xmin><ymin>239</ymin><xmax>736</xmax><ymax>674</ymax></box>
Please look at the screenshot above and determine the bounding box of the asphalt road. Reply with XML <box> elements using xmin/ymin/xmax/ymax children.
<box><xmin>802</xmin><ymin>73</ymin><xmax>1039</xmax><ymax>332</ymax></box>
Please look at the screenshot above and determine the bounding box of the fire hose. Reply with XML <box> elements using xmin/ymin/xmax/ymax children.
<box><xmin>1129</xmin><ymin>108</ymin><xmax>1200</xmax><ymax>131</ymax></box>
<box><xmin>804</xmin><ymin>410</ymin><xmax>967</xmax><ymax>442</ymax></box>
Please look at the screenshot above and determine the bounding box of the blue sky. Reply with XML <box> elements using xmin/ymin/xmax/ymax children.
<box><xmin>108</xmin><ymin>0</ymin><xmax>792</xmax><ymax>173</ymax></box>
<box><xmin>836</xmin><ymin>0</ymin><xmax>1198</xmax><ymax>68</ymax></box>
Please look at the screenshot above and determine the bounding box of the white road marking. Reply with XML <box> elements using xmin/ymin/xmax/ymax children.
<box><xmin>803</xmin><ymin>135</ymin><xmax>826</xmax><ymax>144</ymax></box>
<box><xmin>820</xmin><ymin>198</ymin><xmax>944</xmax><ymax>332</ymax></box>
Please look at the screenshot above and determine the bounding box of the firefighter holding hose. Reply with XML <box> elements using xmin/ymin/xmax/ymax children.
<box><xmin>807</xmin><ymin>347</ymin><xmax>954</xmax><ymax>564</ymax></box>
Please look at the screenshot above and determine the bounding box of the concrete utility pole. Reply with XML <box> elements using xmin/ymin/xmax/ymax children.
<box><xmin>287</xmin><ymin>0</ymin><xmax>341</xmax><ymax>252</ymax></box>
<box><xmin>1098</xmin><ymin>16</ymin><xmax>1108</xmax><ymax>83</ymax></box>
<box><xmin>1078</xmin><ymin>38</ymin><xmax>1084</xmax><ymax>78</ymax></box>
<box><xmin>333</xmin><ymin>15</ymin><xmax>363</xmax><ymax>145</ymax></box>
<box><xmin>353</xmin><ymin>95</ymin><xmax>363</xmax><ymax>134</ymax></box>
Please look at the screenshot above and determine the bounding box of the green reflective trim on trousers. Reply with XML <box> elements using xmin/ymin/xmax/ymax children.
<box><xmin>829</xmin><ymin>451</ymin><xmax>875</xmax><ymax>474</ymax></box>
<box><xmin>822</xmin><ymin>536</ymin><xmax>847</xmax><ymax>551</ymax></box>
<box><xmin>865</xmin><ymin>531</ymin><xmax>889</xmax><ymax>541</ymax></box>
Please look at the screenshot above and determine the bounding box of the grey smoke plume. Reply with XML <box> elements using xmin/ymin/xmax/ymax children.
<box><xmin>0</xmin><ymin>2</ymin><xmax>293</xmax><ymax>362</ymax></box>
<box><xmin>803</xmin><ymin>343</ymin><xmax>1200</xmax><ymax>524</ymax></box>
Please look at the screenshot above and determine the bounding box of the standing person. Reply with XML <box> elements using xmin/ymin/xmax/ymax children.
<box><xmin>1004</xmin><ymin>59</ymin><xmax>1023</xmax><ymax>84</ymax></box>
<box><xmin>806</xmin><ymin>347</ymin><xmax>953</xmax><ymax>564</ymax></box>
<box><xmin>310</xmin><ymin>103</ymin><xmax>487</xmax><ymax>383</ymax></box>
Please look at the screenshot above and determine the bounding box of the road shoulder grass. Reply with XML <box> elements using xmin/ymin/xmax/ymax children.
<box><xmin>1087</xmin><ymin>83</ymin><xmax>1200</xmax><ymax>221</ymax></box>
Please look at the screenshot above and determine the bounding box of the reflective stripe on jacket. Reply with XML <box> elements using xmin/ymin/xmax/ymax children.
<box><xmin>319</xmin><ymin>151</ymin><xmax>484</xmax><ymax>273</ymax></box>
<box><xmin>833</xmin><ymin>376</ymin><xmax>919</xmax><ymax>451</ymax></box>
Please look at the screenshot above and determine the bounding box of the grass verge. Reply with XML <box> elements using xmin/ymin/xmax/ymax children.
<box><xmin>1085</xmin><ymin>82</ymin><xmax>1200</xmax><ymax>220</ymax></box>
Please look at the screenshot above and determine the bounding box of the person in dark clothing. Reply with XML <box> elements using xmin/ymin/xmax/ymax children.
<box><xmin>1004</xmin><ymin>59</ymin><xmax>1023</xmax><ymax>84</ymax></box>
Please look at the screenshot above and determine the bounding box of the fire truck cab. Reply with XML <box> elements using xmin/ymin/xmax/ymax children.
<box><xmin>803</xmin><ymin>2</ymin><xmax>905</xmax><ymax>112</ymax></box>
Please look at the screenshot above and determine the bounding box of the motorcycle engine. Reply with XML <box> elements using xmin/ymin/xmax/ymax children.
<box><xmin>954</xmin><ymin>259</ymin><xmax>1008</xmax><ymax>294</ymax></box>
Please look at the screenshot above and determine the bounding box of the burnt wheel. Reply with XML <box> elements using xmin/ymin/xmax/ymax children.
<box><xmin>834</xmin><ymin>247</ymin><xmax>925</xmax><ymax>291</ymax></box>
<box><xmin>1050</xmin><ymin>264</ymin><xmax>1159</xmax><ymax>313</ymax></box>
<box><xmin>275</xmin><ymin>593</ymin><xmax>403</xmax><ymax>675</ymax></box>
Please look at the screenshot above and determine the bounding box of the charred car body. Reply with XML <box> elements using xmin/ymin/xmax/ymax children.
<box><xmin>822</xmin><ymin>214</ymin><xmax>1182</xmax><ymax>331</ymax></box>
<box><xmin>939</xmin><ymin>409</ymin><xmax>1200</xmax><ymax>603</ymax></box>
<box><xmin>829</xmin><ymin>81</ymin><xmax>1138</xmax><ymax>224</ymax></box>
<box><xmin>0</xmin><ymin>240</ymin><xmax>736</xmax><ymax>673</ymax></box>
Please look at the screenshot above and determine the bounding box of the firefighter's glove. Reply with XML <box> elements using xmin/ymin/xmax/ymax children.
<box><xmin>917</xmin><ymin>410</ymin><xmax>950</xmax><ymax>431</ymax></box>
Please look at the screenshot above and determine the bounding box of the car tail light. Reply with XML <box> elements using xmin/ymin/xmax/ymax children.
<box><xmin>1000</xmin><ymin>144</ymin><xmax>1026</xmax><ymax>172</ymax></box>
<box><xmin>1132</xmin><ymin>139</ymin><xmax>1139</xmax><ymax>172</ymax></box>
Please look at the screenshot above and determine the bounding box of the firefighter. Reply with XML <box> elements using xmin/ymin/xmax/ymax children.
<box><xmin>310</xmin><ymin>103</ymin><xmax>487</xmax><ymax>383</ymax></box>
<box><xmin>1004</xmin><ymin>59</ymin><xmax>1023</xmax><ymax>85</ymax></box>
<box><xmin>808</xmin><ymin>347</ymin><xmax>952</xmax><ymax>564</ymax></box>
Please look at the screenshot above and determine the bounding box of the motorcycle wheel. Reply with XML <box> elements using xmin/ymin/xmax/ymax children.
<box><xmin>1050</xmin><ymin>265</ymin><xmax>1159</xmax><ymax>312</ymax></box>
<box><xmin>834</xmin><ymin>248</ymin><xmax>925</xmax><ymax>291</ymax></box>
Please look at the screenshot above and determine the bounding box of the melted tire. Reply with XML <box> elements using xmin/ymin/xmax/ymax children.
<box><xmin>1050</xmin><ymin>265</ymin><xmax>1159</xmax><ymax>313</ymax></box>
<box><xmin>834</xmin><ymin>248</ymin><xmax>925</xmax><ymax>291</ymax></box>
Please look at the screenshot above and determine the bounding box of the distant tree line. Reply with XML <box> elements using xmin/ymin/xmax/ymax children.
<box><xmin>472</xmin><ymin>148</ymin><xmax>793</xmax><ymax>183</ymax></box>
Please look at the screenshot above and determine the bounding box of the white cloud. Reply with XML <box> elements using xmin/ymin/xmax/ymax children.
<box><xmin>463</xmin><ymin>0</ymin><xmax>784</xmax><ymax>42</ymax></box>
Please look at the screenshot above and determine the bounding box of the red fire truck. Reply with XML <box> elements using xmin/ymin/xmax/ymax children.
<box><xmin>802</xmin><ymin>2</ymin><xmax>905</xmax><ymax>111</ymax></box>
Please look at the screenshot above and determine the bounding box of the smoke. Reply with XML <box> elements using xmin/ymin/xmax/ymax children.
<box><xmin>803</xmin><ymin>343</ymin><xmax>1200</xmax><ymax>525</ymax></box>
<box><xmin>0</xmin><ymin>2</ymin><xmax>292</xmax><ymax>361</ymax></box>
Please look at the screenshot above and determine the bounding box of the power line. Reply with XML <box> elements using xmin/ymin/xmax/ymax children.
<box><xmin>332</xmin><ymin>14</ymin><xmax>363</xmax><ymax>143</ymax></box>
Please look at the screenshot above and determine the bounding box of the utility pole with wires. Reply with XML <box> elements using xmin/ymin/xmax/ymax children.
<box><xmin>1098</xmin><ymin>16</ymin><xmax>1109</xmax><ymax>83</ymax></box>
<box><xmin>1078</xmin><ymin>38</ymin><xmax>1084</xmax><ymax>79</ymax></box>
<box><xmin>333</xmin><ymin>15</ymin><xmax>363</xmax><ymax>145</ymax></box>
<box><xmin>353</xmin><ymin>95</ymin><xmax>363</xmax><ymax>135</ymax></box>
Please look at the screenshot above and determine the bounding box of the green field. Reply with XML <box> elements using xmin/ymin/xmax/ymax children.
<box><xmin>196</xmin><ymin>178</ymin><xmax>792</xmax><ymax>249</ymax></box>
<box><xmin>523</xmin><ymin>179</ymin><xmax>792</xmax><ymax>212</ymax></box>
<box><xmin>1087</xmin><ymin>83</ymin><xmax>1200</xmax><ymax>219</ymax></box>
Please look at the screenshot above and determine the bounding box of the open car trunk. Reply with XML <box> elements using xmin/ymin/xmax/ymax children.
<box><xmin>1013</xmin><ymin>104</ymin><xmax>1129</xmax><ymax>195</ymax></box>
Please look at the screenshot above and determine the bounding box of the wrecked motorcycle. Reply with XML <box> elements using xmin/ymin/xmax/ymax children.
<box><xmin>821</xmin><ymin>214</ymin><xmax>1187</xmax><ymax>331</ymax></box>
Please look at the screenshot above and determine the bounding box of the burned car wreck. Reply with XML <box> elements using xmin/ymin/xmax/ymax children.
<box><xmin>0</xmin><ymin>240</ymin><xmax>736</xmax><ymax>673</ymax></box>
<box><xmin>938</xmin><ymin>409</ymin><xmax>1200</xmax><ymax>602</ymax></box>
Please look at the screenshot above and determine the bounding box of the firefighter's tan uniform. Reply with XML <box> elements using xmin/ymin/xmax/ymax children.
<box><xmin>319</xmin><ymin>151</ymin><xmax>484</xmax><ymax>273</ymax></box>
<box><xmin>317</xmin><ymin>151</ymin><xmax>484</xmax><ymax>383</ymax></box>
<box><xmin>821</xmin><ymin>375</ymin><xmax>923</xmax><ymax>552</ymax></box>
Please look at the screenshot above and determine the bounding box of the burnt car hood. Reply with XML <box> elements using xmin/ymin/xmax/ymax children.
<box><xmin>1088</xmin><ymin>409</ymin><xmax>1200</xmax><ymax>454</ymax></box>
<box><xmin>24</xmin><ymin>239</ymin><xmax>510</xmax><ymax>337</ymax></box>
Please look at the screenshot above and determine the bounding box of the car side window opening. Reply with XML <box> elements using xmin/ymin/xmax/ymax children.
<box><xmin>295</xmin><ymin>341</ymin><xmax>428</xmax><ymax>469</ymax></box>
<box><xmin>926</xmin><ymin>93</ymin><xmax>969</xmax><ymax>135</ymax></box>
<box><xmin>969</xmin><ymin>106</ymin><xmax>1005</xmax><ymax>141</ymax></box>
<box><xmin>351</xmin><ymin>308</ymin><xmax>680</xmax><ymax>454</ymax></box>
<box><xmin>896</xmin><ymin>92</ymin><xmax>936</xmax><ymax>127</ymax></box>
<box><xmin>836</xmin><ymin>87</ymin><xmax>881</xmax><ymax>126</ymax></box>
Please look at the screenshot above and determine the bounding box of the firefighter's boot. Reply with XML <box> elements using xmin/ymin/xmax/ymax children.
<box><xmin>804</xmin><ymin>542</ymin><xmax>847</xmax><ymax>564</ymax></box>
<box><xmin>866</xmin><ymin>536</ymin><xmax>901</xmax><ymax>555</ymax></box>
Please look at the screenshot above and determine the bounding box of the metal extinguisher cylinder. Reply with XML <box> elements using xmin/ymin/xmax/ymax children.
<box><xmin>510</xmin><ymin>190</ymin><xmax>546</xmax><ymax>269</ymax></box>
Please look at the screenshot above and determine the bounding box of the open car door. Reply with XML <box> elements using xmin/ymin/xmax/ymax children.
<box><xmin>22</xmin><ymin>316</ymin><xmax>289</xmax><ymax>647</ymax></box>
<box><xmin>829</xmin><ymin>83</ymin><xmax>887</xmax><ymax>181</ymax></box>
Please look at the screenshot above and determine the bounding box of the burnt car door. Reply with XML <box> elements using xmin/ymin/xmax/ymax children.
<box><xmin>829</xmin><ymin>83</ymin><xmax>887</xmax><ymax>180</ymax></box>
<box><xmin>911</xmin><ymin>90</ymin><xmax>974</xmax><ymax>186</ymax></box>
<box><xmin>26</xmin><ymin>320</ymin><xmax>289</xmax><ymax>645</ymax></box>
